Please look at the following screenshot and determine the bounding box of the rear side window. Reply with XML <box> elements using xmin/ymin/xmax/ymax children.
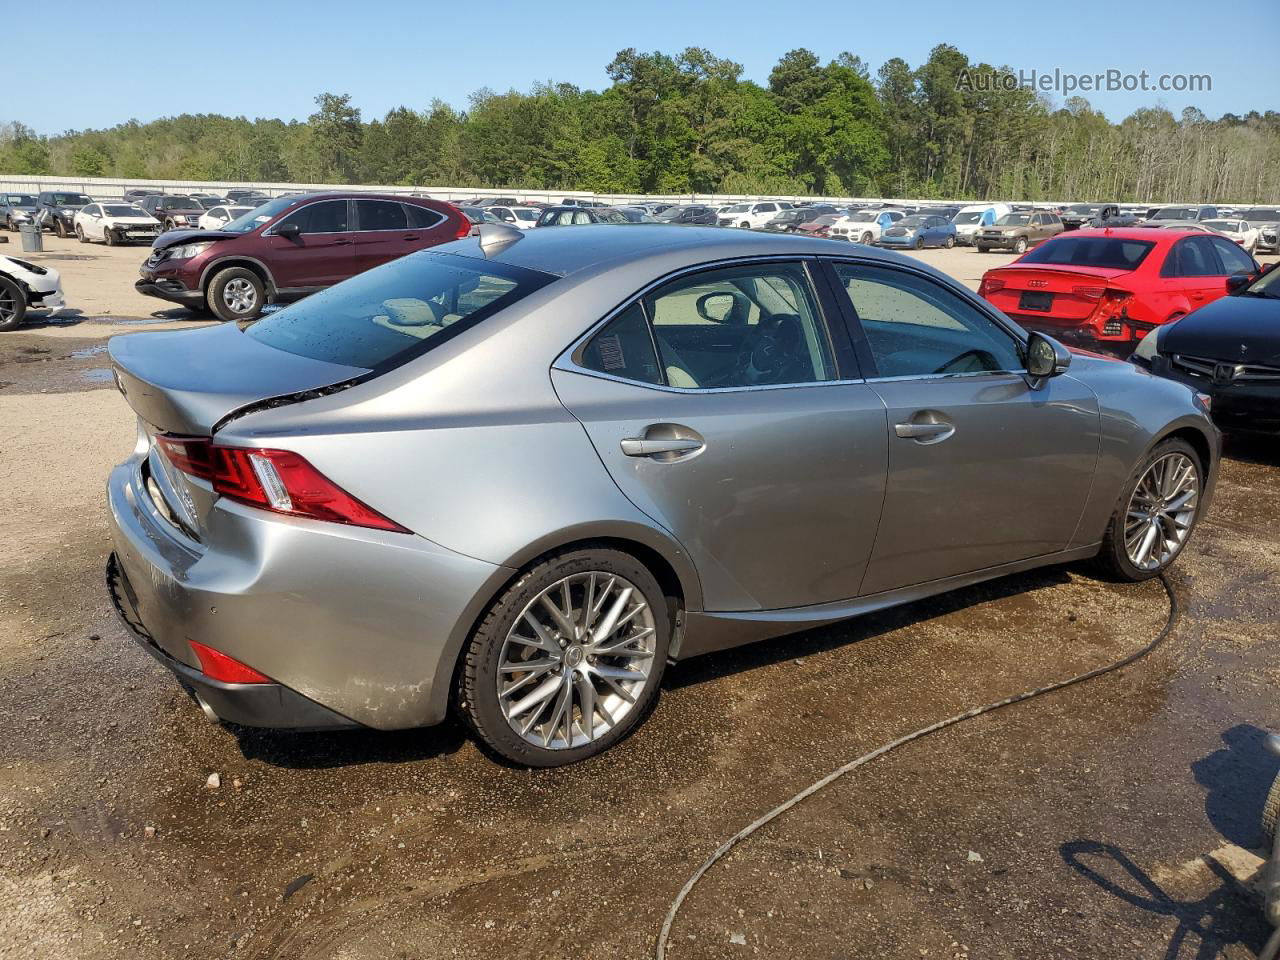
<box><xmin>357</xmin><ymin>199</ymin><xmax>407</xmax><ymax>231</ymax></box>
<box><xmin>578</xmin><ymin>303</ymin><xmax>662</xmax><ymax>385</ymax></box>
<box><xmin>246</xmin><ymin>252</ymin><xmax>556</xmax><ymax>370</ymax></box>
<box><xmin>403</xmin><ymin>203</ymin><xmax>444</xmax><ymax>229</ymax></box>
<box><xmin>1022</xmin><ymin>236</ymin><xmax>1154</xmax><ymax>270</ymax></box>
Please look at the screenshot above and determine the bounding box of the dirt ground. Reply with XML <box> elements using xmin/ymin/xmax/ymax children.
<box><xmin>1</xmin><ymin>233</ymin><xmax>1278</xmax><ymax>960</ymax></box>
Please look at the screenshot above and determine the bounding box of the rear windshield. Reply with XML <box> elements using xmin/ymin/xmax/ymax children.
<box><xmin>52</xmin><ymin>193</ymin><xmax>92</xmax><ymax>205</ymax></box>
<box><xmin>103</xmin><ymin>204</ymin><xmax>145</xmax><ymax>216</ymax></box>
<box><xmin>246</xmin><ymin>251</ymin><xmax>556</xmax><ymax>370</ymax></box>
<box><xmin>1021</xmin><ymin>235</ymin><xmax>1155</xmax><ymax>270</ymax></box>
<box><xmin>1151</xmin><ymin>207</ymin><xmax>1195</xmax><ymax>220</ymax></box>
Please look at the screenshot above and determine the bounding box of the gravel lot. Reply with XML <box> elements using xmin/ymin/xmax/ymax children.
<box><xmin>1</xmin><ymin>233</ymin><xmax>1278</xmax><ymax>960</ymax></box>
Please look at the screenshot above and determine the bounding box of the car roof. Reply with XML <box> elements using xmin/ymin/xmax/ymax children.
<box><xmin>443</xmin><ymin>223</ymin><xmax>902</xmax><ymax>278</ymax></box>
<box><xmin>1066</xmin><ymin>226</ymin><xmax>1201</xmax><ymax>242</ymax></box>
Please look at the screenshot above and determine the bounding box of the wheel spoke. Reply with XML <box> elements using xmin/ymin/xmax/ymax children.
<box><xmin>498</xmin><ymin>571</ymin><xmax>656</xmax><ymax>750</ymax></box>
<box><xmin>1135</xmin><ymin>521</ymin><xmax>1159</xmax><ymax>567</ymax></box>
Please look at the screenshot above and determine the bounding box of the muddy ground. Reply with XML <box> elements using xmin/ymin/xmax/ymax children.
<box><xmin>1</xmin><ymin>235</ymin><xmax>1277</xmax><ymax>960</ymax></box>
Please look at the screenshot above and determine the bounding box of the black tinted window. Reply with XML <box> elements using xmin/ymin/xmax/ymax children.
<box><xmin>579</xmin><ymin>303</ymin><xmax>662</xmax><ymax>385</ymax></box>
<box><xmin>1022</xmin><ymin>236</ymin><xmax>1154</xmax><ymax>270</ymax></box>
<box><xmin>357</xmin><ymin>200</ymin><xmax>407</xmax><ymax>231</ymax></box>
<box><xmin>277</xmin><ymin>199</ymin><xmax>349</xmax><ymax>234</ymax></box>
<box><xmin>403</xmin><ymin>203</ymin><xmax>443</xmax><ymax>229</ymax></box>
<box><xmin>1163</xmin><ymin>236</ymin><xmax>1221</xmax><ymax>277</ymax></box>
<box><xmin>247</xmin><ymin>252</ymin><xmax>555</xmax><ymax>369</ymax></box>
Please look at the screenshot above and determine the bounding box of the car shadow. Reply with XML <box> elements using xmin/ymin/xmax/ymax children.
<box><xmin>1191</xmin><ymin>723</ymin><xmax>1277</xmax><ymax>849</ymax></box>
<box><xmin>665</xmin><ymin>566</ymin><xmax>1072</xmax><ymax>692</ymax></box>
<box><xmin>1060</xmin><ymin>839</ymin><xmax>1268</xmax><ymax>959</ymax></box>
<box><xmin>230</xmin><ymin>716</ymin><xmax>468</xmax><ymax>770</ymax></box>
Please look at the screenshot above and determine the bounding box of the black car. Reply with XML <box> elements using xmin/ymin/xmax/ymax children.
<box><xmin>1132</xmin><ymin>264</ymin><xmax>1280</xmax><ymax>434</ymax></box>
<box><xmin>655</xmin><ymin>204</ymin><xmax>719</xmax><ymax>226</ymax></box>
<box><xmin>225</xmin><ymin>190</ymin><xmax>270</xmax><ymax>205</ymax></box>
<box><xmin>122</xmin><ymin>188</ymin><xmax>164</xmax><ymax>203</ymax></box>
<box><xmin>536</xmin><ymin>205</ymin><xmax>631</xmax><ymax>226</ymax></box>
<box><xmin>35</xmin><ymin>191</ymin><xmax>94</xmax><ymax>237</ymax></box>
<box><xmin>762</xmin><ymin>206</ymin><xmax>837</xmax><ymax>232</ymax></box>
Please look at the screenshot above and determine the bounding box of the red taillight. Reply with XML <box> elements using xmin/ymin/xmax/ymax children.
<box><xmin>189</xmin><ymin>639</ymin><xmax>272</xmax><ymax>684</ymax></box>
<box><xmin>156</xmin><ymin>435</ymin><xmax>408</xmax><ymax>533</ymax></box>
<box><xmin>1073</xmin><ymin>284</ymin><xmax>1106</xmax><ymax>299</ymax></box>
<box><xmin>979</xmin><ymin>275</ymin><xmax>1005</xmax><ymax>296</ymax></box>
<box><xmin>455</xmin><ymin>216</ymin><xmax>471</xmax><ymax>239</ymax></box>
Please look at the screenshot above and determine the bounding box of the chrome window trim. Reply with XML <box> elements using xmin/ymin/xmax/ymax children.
<box><xmin>555</xmin><ymin>254</ymin><xmax>851</xmax><ymax>392</ymax></box>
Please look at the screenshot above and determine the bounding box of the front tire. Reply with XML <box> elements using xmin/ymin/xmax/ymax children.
<box><xmin>944</xmin><ymin>235</ymin><xmax>955</xmax><ymax>248</ymax></box>
<box><xmin>456</xmin><ymin>546</ymin><xmax>671</xmax><ymax>767</ymax></box>
<box><xmin>914</xmin><ymin>236</ymin><xmax>925</xmax><ymax>250</ymax></box>
<box><xmin>75</xmin><ymin>224</ymin><xmax>87</xmax><ymax>243</ymax></box>
<box><xmin>105</xmin><ymin>228</ymin><xmax>118</xmax><ymax>246</ymax></box>
<box><xmin>1013</xmin><ymin>236</ymin><xmax>1028</xmax><ymax>254</ymax></box>
<box><xmin>976</xmin><ymin>245</ymin><xmax>990</xmax><ymax>253</ymax></box>
<box><xmin>1095</xmin><ymin>438</ymin><xmax>1204</xmax><ymax>582</ymax></box>
<box><xmin>207</xmin><ymin>266</ymin><xmax>265</xmax><ymax>322</ymax></box>
<box><xmin>54</xmin><ymin>218</ymin><xmax>68</xmax><ymax>238</ymax></box>
<box><xmin>0</xmin><ymin>277</ymin><xmax>27</xmax><ymax>331</ymax></box>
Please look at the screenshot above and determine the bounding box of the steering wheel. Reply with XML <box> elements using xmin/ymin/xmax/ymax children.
<box><xmin>933</xmin><ymin>348</ymin><xmax>998</xmax><ymax>375</ymax></box>
<box><xmin>729</xmin><ymin>315</ymin><xmax>806</xmax><ymax>386</ymax></box>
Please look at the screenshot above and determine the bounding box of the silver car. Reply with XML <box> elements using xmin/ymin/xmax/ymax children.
<box><xmin>105</xmin><ymin>225</ymin><xmax>1220</xmax><ymax>766</ymax></box>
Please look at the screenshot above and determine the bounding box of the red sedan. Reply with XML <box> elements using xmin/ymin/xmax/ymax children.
<box><xmin>977</xmin><ymin>227</ymin><xmax>1262</xmax><ymax>347</ymax></box>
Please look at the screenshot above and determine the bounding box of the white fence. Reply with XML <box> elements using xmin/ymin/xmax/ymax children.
<box><xmin>0</xmin><ymin>172</ymin><xmax>1020</xmax><ymax>209</ymax></box>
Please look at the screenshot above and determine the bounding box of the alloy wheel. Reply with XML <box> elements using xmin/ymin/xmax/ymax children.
<box><xmin>497</xmin><ymin>571</ymin><xmax>657</xmax><ymax>750</ymax></box>
<box><xmin>1124</xmin><ymin>452</ymin><xmax>1199</xmax><ymax>571</ymax></box>
<box><xmin>0</xmin><ymin>285</ymin><xmax>17</xmax><ymax>322</ymax></box>
<box><xmin>222</xmin><ymin>278</ymin><xmax>257</xmax><ymax>314</ymax></box>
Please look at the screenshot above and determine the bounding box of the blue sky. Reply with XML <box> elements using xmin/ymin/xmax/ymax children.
<box><xmin>16</xmin><ymin>0</ymin><xmax>1279</xmax><ymax>134</ymax></box>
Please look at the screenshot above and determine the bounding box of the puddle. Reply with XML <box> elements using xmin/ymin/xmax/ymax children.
<box><xmin>69</xmin><ymin>344</ymin><xmax>107</xmax><ymax>359</ymax></box>
<box><xmin>80</xmin><ymin>368</ymin><xmax>115</xmax><ymax>384</ymax></box>
<box><xmin>114</xmin><ymin>315</ymin><xmax>185</xmax><ymax>325</ymax></box>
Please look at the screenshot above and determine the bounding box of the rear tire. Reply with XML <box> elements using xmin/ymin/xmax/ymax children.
<box><xmin>1263</xmin><ymin>769</ymin><xmax>1280</xmax><ymax>846</ymax></box>
<box><xmin>1095</xmin><ymin>437</ymin><xmax>1204</xmax><ymax>582</ymax></box>
<box><xmin>207</xmin><ymin>266</ymin><xmax>265</xmax><ymax>322</ymax></box>
<box><xmin>0</xmin><ymin>277</ymin><xmax>27</xmax><ymax>331</ymax></box>
<box><xmin>456</xmin><ymin>546</ymin><xmax>671</xmax><ymax>767</ymax></box>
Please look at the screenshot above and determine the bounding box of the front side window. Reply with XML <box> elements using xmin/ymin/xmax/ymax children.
<box><xmin>1211</xmin><ymin>236</ymin><xmax>1256</xmax><ymax>274</ymax></box>
<box><xmin>643</xmin><ymin>263</ymin><xmax>835</xmax><ymax>389</ymax></box>
<box><xmin>834</xmin><ymin>264</ymin><xmax>1022</xmax><ymax>378</ymax></box>
<box><xmin>247</xmin><ymin>251</ymin><xmax>554</xmax><ymax>369</ymax></box>
<box><xmin>277</xmin><ymin>199</ymin><xmax>350</xmax><ymax>235</ymax></box>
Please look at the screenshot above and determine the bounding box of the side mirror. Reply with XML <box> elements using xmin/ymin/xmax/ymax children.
<box><xmin>1225</xmin><ymin>272</ymin><xmax>1253</xmax><ymax>296</ymax></box>
<box><xmin>275</xmin><ymin>222</ymin><xmax>301</xmax><ymax>241</ymax></box>
<box><xmin>1026</xmin><ymin>331</ymin><xmax>1071</xmax><ymax>382</ymax></box>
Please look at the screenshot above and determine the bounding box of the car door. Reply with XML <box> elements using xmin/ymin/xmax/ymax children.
<box><xmin>263</xmin><ymin>198</ymin><xmax>355</xmax><ymax>290</ymax></box>
<box><xmin>1160</xmin><ymin>235</ymin><xmax>1228</xmax><ymax>315</ymax></box>
<box><xmin>550</xmin><ymin>259</ymin><xmax>888</xmax><ymax>612</ymax></box>
<box><xmin>824</xmin><ymin>259</ymin><xmax>1099</xmax><ymax>596</ymax></box>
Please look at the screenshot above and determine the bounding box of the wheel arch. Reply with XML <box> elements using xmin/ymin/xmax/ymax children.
<box><xmin>199</xmin><ymin>256</ymin><xmax>277</xmax><ymax>297</ymax></box>
<box><xmin>426</xmin><ymin>523</ymin><xmax>702</xmax><ymax>724</ymax></box>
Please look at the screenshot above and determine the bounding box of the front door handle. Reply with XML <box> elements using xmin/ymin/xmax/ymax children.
<box><xmin>894</xmin><ymin>419</ymin><xmax>956</xmax><ymax>443</ymax></box>
<box><xmin>620</xmin><ymin>437</ymin><xmax>703</xmax><ymax>457</ymax></box>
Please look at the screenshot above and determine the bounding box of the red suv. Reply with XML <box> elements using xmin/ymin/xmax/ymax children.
<box><xmin>137</xmin><ymin>193</ymin><xmax>469</xmax><ymax>321</ymax></box>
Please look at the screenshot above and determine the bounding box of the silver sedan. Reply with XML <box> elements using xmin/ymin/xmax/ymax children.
<box><xmin>105</xmin><ymin>224</ymin><xmax>1219</xmax><ymax>766</ymax></box>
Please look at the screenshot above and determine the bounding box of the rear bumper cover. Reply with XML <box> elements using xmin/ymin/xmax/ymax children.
<box><xmin>107</xmin><ymin>553</ymin><xmax>356</xmax><ymax>730</ymax></box>
<box><xmin>105</xmin><ymin>451</ymin><xmax>511</xmax><ymax>730</ymax></box>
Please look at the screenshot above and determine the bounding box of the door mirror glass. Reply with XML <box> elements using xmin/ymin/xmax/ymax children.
<box><xmin>1026</xmin><ymin>331</ymin><xmax>1070</xmax><ymax>379</ymax></box>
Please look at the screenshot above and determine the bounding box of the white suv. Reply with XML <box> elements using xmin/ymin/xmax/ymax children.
<box><xmin>718</xmin><ymin>201</ymin><xmax>792</xmax><ymax>229</ymax></box>
<box><xmin>829</xmin><ymin>209</ymin><xmax>905</xmax><ymax>243</ymax></box>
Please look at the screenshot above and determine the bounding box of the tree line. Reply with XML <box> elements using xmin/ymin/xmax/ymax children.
<box><xmin>4</xmin><ymin>44</ymin><xmax>1278</xmax><ymax>203</ymax></box>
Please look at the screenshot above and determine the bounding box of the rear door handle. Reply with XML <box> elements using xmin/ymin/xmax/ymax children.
<box><xmin>403</xmin><ymin>234</ymin><xmax>420</xmax><ymax>241</ymax></box>
<box><xmin>894</xmin><ymin>421</ymin><xmax>955</xmax><ymax>442</ymax></box>
<box><xmin>332</xmin><ymin>238</ymin><xmax>354</xmax><ymax>245</ymax></box>
<box><xmin>620</xmin><ymin>438</ymin><xmax>703</xmax><ymax>457</ymax></box>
